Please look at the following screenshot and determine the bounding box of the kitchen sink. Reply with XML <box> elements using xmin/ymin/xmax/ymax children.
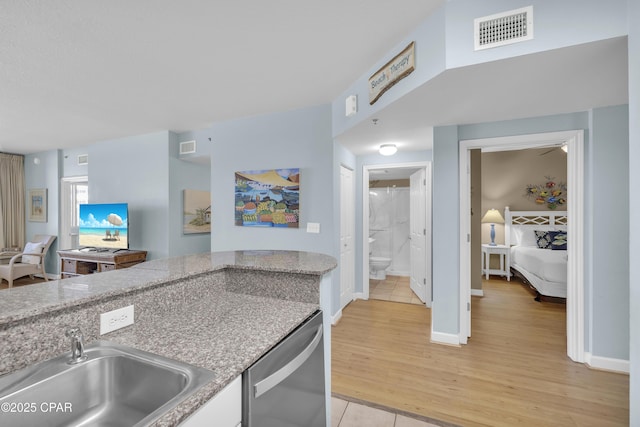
<box><xmin>0</xmin><ymin>341</ymin><xmax>215</xmax><ymax>427</ymax></box>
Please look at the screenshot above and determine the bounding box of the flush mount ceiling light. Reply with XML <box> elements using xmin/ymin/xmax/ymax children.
<box><xmin>378</xmin><ymin>144</ymin><xmax>397</xmax><ymax>156</ymax></box>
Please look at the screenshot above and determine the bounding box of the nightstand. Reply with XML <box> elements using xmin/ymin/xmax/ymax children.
<box><xmin>481</xmin><ymin>244</ymin><xmax>510</xmax><ymax>281</ymax></box>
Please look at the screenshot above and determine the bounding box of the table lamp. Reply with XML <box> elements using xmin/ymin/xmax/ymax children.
<box><xmin>481</xmin><ymin>208</ymin><xmax>504</xmax><ymax>246</ymax></box>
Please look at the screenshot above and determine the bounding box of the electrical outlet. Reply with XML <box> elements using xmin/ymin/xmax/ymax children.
<box><xmin>100</xmin><ymin>305</ymin><xmax>134</xmax><ymax>335</ymax></box>
<box><xmin>306</xmin><ymin>222</ymin><xmax>320</xmax><ymax>233</ymax></box>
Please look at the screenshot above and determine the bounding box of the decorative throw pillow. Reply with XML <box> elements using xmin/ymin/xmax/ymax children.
<box><xmin>534</xmin><ymin>230</ymin><xmax>552</xmax><ymax>249</ymax></box>
<box><xmin>549</xmin><ymin>231</ymin><xmax>567</xmax><ymax>250</ymax></box>
<box><xmin>516</xmin><ymin>228</ymin><xmax>537</xmax><ymax>247</ymax></box>
<box><xmin>22</xmin><ymin>241</ymin><xmax>44</xmax><ymax>264</ymax></box>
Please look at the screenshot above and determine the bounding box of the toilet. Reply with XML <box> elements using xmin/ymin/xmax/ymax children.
<box><xmin>369</xmin><ymin>256</ymin><xmax>392</xmax><ymax>280</ymax></box>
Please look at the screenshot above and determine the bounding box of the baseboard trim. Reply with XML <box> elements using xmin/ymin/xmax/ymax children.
<box><xmin>430</xmin><ymin>329</ymin><xmax>461</xmax><ymax>347</ymax></box>
<box><xmin>584</xmin><ymin>352</ymin><xmax>630</xmax><ymax>374</ymax></box>
<box><xmin>354</xmin><ymin>292</ymin><xmax>365</xmax><ymax>300</ymax></box>
<box><xmin>471</xmin><ymin>289</ymin><xmax>484</xmax><ymax>297</ymax></box>
<box><xmin>332</xmin><ymin>309</ymin><xmax>343</xmax><ymax>325</ymax></box>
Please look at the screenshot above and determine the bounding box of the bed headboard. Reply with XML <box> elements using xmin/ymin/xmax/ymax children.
<box><xmin>504</xmin><ymin>206</ymin><xmax>568</xmax><ymax>246</ymax></box>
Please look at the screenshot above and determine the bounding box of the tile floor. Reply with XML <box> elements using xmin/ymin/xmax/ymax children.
<box><xmin>332</xmin><ymin>397</ymin><xmax>440</xmax><ymax>427</ymax></box>
<box><xmin>369</xmin><ymin>275</ymin><xmax>423</xmax><ymax>305</ymax></box>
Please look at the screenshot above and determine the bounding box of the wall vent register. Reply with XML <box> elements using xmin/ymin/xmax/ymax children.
<box><xmin>179</xmin><ymin>140</ymin><xmax>197</xmax><ymax>155</ymax></box>
<box><xmin>474</xmin><ymin>6</ymin><xmax>534</xmax><ymax>51</ymax></box>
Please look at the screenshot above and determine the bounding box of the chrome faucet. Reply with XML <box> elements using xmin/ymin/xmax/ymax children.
<box><xmin>65</xmin><ymin>327</ymin><xmax>87</xmax><ymax>364</ymax></box>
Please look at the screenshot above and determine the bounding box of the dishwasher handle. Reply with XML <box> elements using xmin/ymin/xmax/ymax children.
<box><xmin>253</xmin><ymin>324</ymin><xmax>323</xmax><ymax>398</ymax></box>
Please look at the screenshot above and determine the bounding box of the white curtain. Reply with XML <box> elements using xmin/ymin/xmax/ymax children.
<box><xmin>0</xmin><ymin>153</ymin><xmax>26</xmax><ymax>250</ymax></box>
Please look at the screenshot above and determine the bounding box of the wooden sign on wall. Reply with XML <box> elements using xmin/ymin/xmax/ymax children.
<box><xmin>368</xmin><ymin>41</ymin><xmax>415</xmax><ymax>105</ymax></box>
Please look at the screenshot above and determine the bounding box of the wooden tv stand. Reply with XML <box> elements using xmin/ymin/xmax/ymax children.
<box><xmin>58</xmin><ymin>249</ymin><xmax>147</xmax><ymax>279</ymax></box>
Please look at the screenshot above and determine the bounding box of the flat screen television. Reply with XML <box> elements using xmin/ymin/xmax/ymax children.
<box><xmin>79</xmin><ymin>203</ymin><xmax>129</xmax><ymax>250</ymax></box>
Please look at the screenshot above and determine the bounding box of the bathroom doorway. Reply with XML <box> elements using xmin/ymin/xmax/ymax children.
<box><xmin>363</xmin><ymin>162</ymin><xmax>431</xmax><ymax>308</ymax></box>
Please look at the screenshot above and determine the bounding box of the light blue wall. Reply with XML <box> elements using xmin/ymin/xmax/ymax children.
<box><xmin>445</xmin><ymin>0</ymin><xmax>628</xmax><ymax>68</ymax></box>
<box><xmin>168</xmin><ymin>132</ymin><xmax>211</xmax><ymax>257</ymax></box>
<box><xmin>61</xmin><ymin>146</ymin><xmax>89</xmax><ymax>178</ymax></box>
<box><xmin>332</xmin><ymin>5</ymin><xmax>446</xmax><ymax>139</ymax></box>
<box><xmin>354</xmin><ymin>150</ymin><xmax>432</xmax><ymax>296</ymax></box>
<box><xmin>432</xmin><ymin>109</ymin><xmax>631</xmax><ymax>363</ymax></box>
<box><xmin>589</xmin><ymin>105</ymin><xmax>629</xmax><ymax>360</ymax></box>
<box><xmin>431</xmin><ymin>126</ymin><xmax>460</xmax><ymax>335</ymax></box>
<box><xmin>333</xmin><ymin>0</ymin><xmax>627</xmax><ymax>142</ymax></box>
<box><xmin>24</xmin><ymin>150</ymin><xmax>62</xmax><ymax>276</ymax></box>
<box><xmin>628</xmin><ymin>0</ymin><xmax>639</xmax><ymax>422</ymax></box>
<box><xmin>204</xmin><ymin>104</ymin><xmax>334</xmax><ymax>256</ymax></box>
<box><xmin>88</xmin><ymin>132</ymin><xmax>171</xmax><ymax>260</ymax></box>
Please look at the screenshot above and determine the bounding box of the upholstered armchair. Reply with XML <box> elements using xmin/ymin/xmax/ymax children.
<box><xmin>0</xmin><ymin>235</ymin><xmax>56</xmax><ymax>288</ymax></box>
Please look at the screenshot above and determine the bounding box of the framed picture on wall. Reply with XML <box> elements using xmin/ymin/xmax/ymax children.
<box><xmin>28</xmin><ymin>188</ymin><xmax>47</xmax><ymax>222</ymax></box>
<box><xmin>183</xmin><ymin>189</ymin><xmax>211</xmax><ymax>234</ymax></box>
<box><xmin>234</xmin><ymin>168</ymin><xmax>299</xmax><ymax>228</ymax></box>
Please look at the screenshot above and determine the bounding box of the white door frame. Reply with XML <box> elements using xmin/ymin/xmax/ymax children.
<box><xmin>60</xmin><ymin>176</ymin><xmax>88</xmax><ymax>251</ymax></box>
<box><xmin>458</xmin><ymin>130</ymin><xmax>584</xmax><ymax>362</ymax></box>
<box><xmin>362</xmin><ymin>161</ymin><xmax>431</xmax><ymax>301</ymax></box>
<box><xmin>339</xmin><ymin>164</ymin><xmax>356</xmax><ymax>315</ymax></box>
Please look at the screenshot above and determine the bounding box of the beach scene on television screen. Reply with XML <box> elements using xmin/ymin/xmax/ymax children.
<box><xmin>79</xmin><ymin>203</ymin><xmax>128</xmax><ymax>249</ymax></box>
<box><xmin>235</xmin><ymin>168</ymin><xmax>299</xmax><ymax>228</ymax></box>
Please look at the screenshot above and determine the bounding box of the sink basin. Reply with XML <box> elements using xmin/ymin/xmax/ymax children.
<box><xmin>0</xmin><ymin>341</ymin><xmax>215</xmax><ymax>427</ymax></box>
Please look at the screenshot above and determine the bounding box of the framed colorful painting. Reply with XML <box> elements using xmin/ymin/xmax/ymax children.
<box><xmin>234</xmin><ymin>168</ymin><xmax>299</xmax><ymax>228</ymax></box>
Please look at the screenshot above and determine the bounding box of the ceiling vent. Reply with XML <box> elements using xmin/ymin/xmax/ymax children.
<box><xmin>474</xmin><ymin>6</ymin><xmax>533</xmax><ymax>51</ymax></box>
<box><xmin>77</xmin><ymin>154</ymin><xmax>88</xmax><ymax>165</ymax></box>
<box><xmin>179</xmin><ymin>140</ymin><xmax>196</xmax><ymax>155</ymax></box>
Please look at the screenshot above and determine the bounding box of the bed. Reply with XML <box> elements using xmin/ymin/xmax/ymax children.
<box><xmin>504</xmin><ymin>207</ymin><xmax>568</xmax><ymax>300</ymax></box>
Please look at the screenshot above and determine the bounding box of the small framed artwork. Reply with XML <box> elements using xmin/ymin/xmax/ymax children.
<box><xmin>183</xmin><ymin>189</ymin><xmax>211</xmax><ymax>234</ymax></box>
<box><xmin>28</xmin><ymin>188</ymin><xmax>47</xmax><ymax>222</ymax></box>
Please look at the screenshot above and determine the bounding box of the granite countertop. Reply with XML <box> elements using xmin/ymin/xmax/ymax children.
<box><xmin>0</xmin><ymin>250</ymin><xmax>337</xmax><ymax>426</ymax></box>
<box><xmin>108</xmin><ymin>290</ymin><xmax>319</xmax><ymax>426</ymax></box>
<box><xmin>0</xmin><ymin>250</ymin><xmax>336</xmax><ymax>325</ymax></box>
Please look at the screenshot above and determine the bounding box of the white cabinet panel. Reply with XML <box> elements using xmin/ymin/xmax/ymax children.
<box><xmin>180</xmin><ymin>376</ymin><xmax>241</xmax><ymax>427</ymax></box>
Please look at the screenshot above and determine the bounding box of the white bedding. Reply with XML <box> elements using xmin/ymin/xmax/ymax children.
<box><xmin>510</xmin><ymin>246</ymin><xmax>567</xmax><ymax>298</ymax></box>
<box><xmin>504</xmin><ymin>208</ymin><xmax>569</xmax><ymax>299</ymax></box>
<box><xmin>510</xmin><ymin>246</ymin><xmax>567</xmax><ymax>283</ymax></box>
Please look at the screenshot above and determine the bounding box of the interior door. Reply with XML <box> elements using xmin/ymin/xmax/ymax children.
<box><xmin>409</xmin><ymin>168</ymin><xmax>428</xmax><ymax>305</ymax></box>
<box><xmin>339</xmin><ymin>166</ymin><xmax>355</xmax><ymax>310</ymax></box>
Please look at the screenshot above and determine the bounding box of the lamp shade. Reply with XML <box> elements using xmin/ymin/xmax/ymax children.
<box><xmin>481</xmin><ymin>209</ymin><xmax>504</xmax><ymax>224</ymax></box>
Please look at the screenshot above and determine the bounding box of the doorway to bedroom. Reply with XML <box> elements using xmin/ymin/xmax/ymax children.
<box><xmin>459</xmin><ymin>130</ymin><xmax>584</xmax><ymax>363</ymax></box>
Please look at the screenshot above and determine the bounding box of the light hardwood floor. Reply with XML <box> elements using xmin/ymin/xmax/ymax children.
<box><xmin>332</xmin><ymin>278</ymin><xmax>629</xmax><ymax>427</ymax></box>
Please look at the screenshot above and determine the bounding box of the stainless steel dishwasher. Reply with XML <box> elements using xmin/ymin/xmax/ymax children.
<box><xmin>242</xmin><ymin>310</ymin><xmax>325</xmax><ymax>427</ymax></box>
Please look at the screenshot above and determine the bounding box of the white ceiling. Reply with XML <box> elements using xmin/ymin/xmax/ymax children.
<box><xmin>1</xmin><ymin>2</ymin><xmax>629</xmax><ymax>157</ymax></box>
<box><xmin>0</xmin><ymin>0</ymin><xmax>443</xmax><ymax>154</ymax></box>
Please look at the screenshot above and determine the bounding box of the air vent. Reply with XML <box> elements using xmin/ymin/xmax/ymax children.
<box><xmin>179</xmin><ymin>140</ymin><xmax>196</xmax><ymax>155</ymax></box>
<box><xmin>474</xmin><ymin>6</ymin><xmax>533</xmax><ymax>51</ymax></box>
<box><xmin>77</xmin><ymin>154</ymin><xmax>88</xmax><ymax>165</ymax></box>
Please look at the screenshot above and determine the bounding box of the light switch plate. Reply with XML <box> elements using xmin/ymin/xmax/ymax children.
<box><xmin>306</xmin><ymin>223</ymin><xmax>320</xmax><ymax>233</ymax></box>
<box><xmin>100</xmin><ymin>305</ymin><xmax>134</xmax><ymax>335</ymax></box>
